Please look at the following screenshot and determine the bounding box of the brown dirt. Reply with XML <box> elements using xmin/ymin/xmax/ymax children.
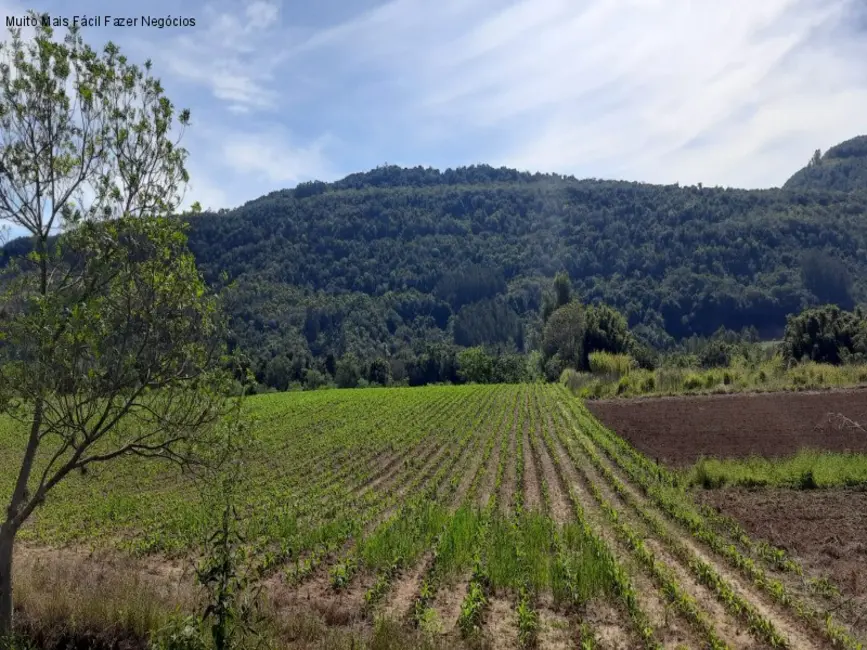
<box><xmin>583</xmin><ymin>600</ymin><xmax>640</xmax><ymax>650</ymax></box>
<box><xmin>484</xmin><ymin>596</ymin><xmax>519</xmax><ymax>649</ymax></box>
<box><xmin>536</xmin><ymin>609</ymin><xmax>572</xmax><ymax>649</ymax></box>
<box><xmin>473</xmin><ymin>394</ymin><xmax>512</xmax><ymax>509</ymax></box>
<box><xmin>499</xmin><ymin>399</ymin><xmax>519</xmax><ymax>514</ymax></box>
<box><xmin>270</xmin><ymin>569</ymin><xmax>374</xmax><ymax>628</ymax></box>
<box><xmin>586</xmin><ymin>389</ymin><xmax>867</xmax><ymax>467</ymax></box>
<box><xmin>522</xmin><ymin>411</ymin><xmax>542</xmax><ymax>511</ymax></box>
<box><xmin>699</xmin><ymin>487</ymin><xmax>867</xmax><ymax>637</ymax></box>
<box><xmin>431</xmin><ymin>578</ymin><xmax>470</xmax><ymax>634</ymax></box>
<box><xmin>542</xmin><ymin>409</ymin><xmax>698</xmax><ymax>649</ymax></box>
<box><xmin>382</xmin><ymin>555</ymin><xmax>432</xmax><ymax>620</ymax></box>
<box><xmin>553</xmin><ymin>415</ymin><xmax>757</xmax><ymax>650</ymax></box>
<box><xmin>530</xmin><ymin>419</ymin><xmax>572</xmax><ymax>523</ymax></box>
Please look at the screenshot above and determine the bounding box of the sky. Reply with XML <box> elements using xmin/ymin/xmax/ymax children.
<box><xmin>1</xmin><ymin>0</ymin><xmax>867</xmax><ymax>238</ymax></box>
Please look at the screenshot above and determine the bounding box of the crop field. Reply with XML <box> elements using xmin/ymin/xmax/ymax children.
<box><xmin>2</xmin><ymin>384</ymin><xmax>867</xmax><ymax>649</ymax></box>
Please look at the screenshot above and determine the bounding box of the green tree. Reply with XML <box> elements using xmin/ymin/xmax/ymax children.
<box><xmin>801</xmin><ymin>251</ymin><xmax>853</xmax><ymax>310</ymax></box>
<box><xmin>541</xmin><ymin>271</ymin><xmax>573</xmax><ymax>323</ymax></box>
<box><xmin>456</xmin><ymin>346</ymin><xmax>494</xmax><ymax>384</ymax></box>
<box><xmin>583</xmin><ymin>303</ymin><xmax>634</xmax><ymax>368</ymax></box>
<box><xmin>781</xmin><ymin>305</ymin><xmax>867</xmax><ymax>365</ymax></box>
<box><xmin>541</xmin><ymin>301</ymin><xmax>586</xmax><ymax>370</ymax></box>
<box><xmin>335</xmin><ymin>352</ymin><xmax>361</xmax><ymax>388</ymax></box>
<box><xmin>0</xmin><ymin>18</ymin><xmax>230</xmax><ymax>637</ymax></box>
<box><xmin>368</xmin><ymin>357</ymin><xmax>392</xmax><ymax>386</ymax></box>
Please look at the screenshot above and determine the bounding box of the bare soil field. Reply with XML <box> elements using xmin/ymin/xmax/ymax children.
<box><xmin>586</xmin><ymin>388</ymin><xmax>867</xmax><ymax>467</ymax></box>
<box><xmin>699</xmin><ymin>488</ymin><xmax>867</xmax><ymax>637</ymax></box>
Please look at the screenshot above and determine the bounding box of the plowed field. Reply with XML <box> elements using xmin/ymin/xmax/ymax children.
<box><xmin>586</xmin><ymin>388</ymin><xmax>867</xmax><ymax>466</ymax></box>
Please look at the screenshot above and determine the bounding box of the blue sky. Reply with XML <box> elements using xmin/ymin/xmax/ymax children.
<box><xmin>2</xmin><ymin>0</ymin><xmax>867</xmax><ymax>235</ymax></box>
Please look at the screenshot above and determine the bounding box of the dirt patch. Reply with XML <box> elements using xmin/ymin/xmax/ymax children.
<box><xmin>522</xmin><ymin>408</ymin><xmax>542</xmax><ymax>511</ymax></box>
<box><xmin>431</xmin><ymin>578</ymin><xmax>469</xmax><ymax>634</ymax></box>
<box><xmin>587</xmin><ymin>389</ymin><xmax>867</xmax><ymax>467</ymax></box>
<box><xmin>531</xmin><ymin>419</ymin><xmax>572</xmax><ymax>523</ymax></box>
<box><xmin>484</xmin><ymin>596</ymin><xmax>519</xmax><ymax>649</ymax></box>
<box><xmin>699</xmin><ymin>488</ymin><xmax>867</xmax><ymax>603</ymax></box>
<box><xmin>383</xmin><ymin>555</ymin><xmax>432</xmax><ymax>620</ymax></box>
<box><xmin>498</xmin><ymin>401</ymin><xmax>519</xmax><ymax>514</ymax></box>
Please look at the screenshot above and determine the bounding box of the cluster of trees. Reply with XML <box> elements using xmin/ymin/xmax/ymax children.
<box><xmin>783</xmin><ymin>136</ymin><xmax>867</xmax><ymax>193</ymax></box>
<box><xmin>538</xmin><ymin>273</ymin><xmax>649</xmax><ymax>380</ymax></box>
<box><xmin>0</xmin><ymin>22</ymin><xmax>238</xmax><ymax>637</ymax></box>
<box><xmin>5</xmin><ymin>114</ymin><xmax>867</xmax><ymax>393</ymax></box>
<box><xmin>153</xmin><ymin>146</ymin><xmax>867</xmax><ymax>388</ymax></box>
<box><xmin>781</xmin><ymin>305</ymin><xmax>867</xmax><ymax>365</ymax></box>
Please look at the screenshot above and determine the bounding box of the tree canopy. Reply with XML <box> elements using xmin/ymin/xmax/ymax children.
<box><xmin>6</xmin><ymin>135</ymin><xmax>867</xmax><ymax>390</ymax></box>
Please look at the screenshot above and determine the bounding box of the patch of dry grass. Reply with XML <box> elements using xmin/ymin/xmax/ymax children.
<box><xmin>12</xmin><ymin>547</ymin><xmax>196</xmax><ymax>648</ymax></box>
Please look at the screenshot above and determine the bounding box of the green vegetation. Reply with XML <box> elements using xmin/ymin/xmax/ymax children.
<box><xmin>783</xmin><ymin>135</ymin><xmax>867</xmax><ymax>193</ymax></box>
<box><xmin>564</xmin><ymin>351</ymin><xmax>867</xmax><ymax>399</ymax></box>
<box><xmin>0</xmin><ymin>16</ymin><xmax>235</xmax><ymax>639</ymax></box>
<box><xmin>2</xmin><ymin>385</ymin><xmax>864</xmax><ymax>649</ymax></box>
<box><xmin>8</xmin><ymin>144</ymin><xmax>867</xmax><ymax>391</ymax></box>
<box><xmin>684</xmin><ymin>450</ymin><xmax>867</xmax><ymax>489</ymax></box>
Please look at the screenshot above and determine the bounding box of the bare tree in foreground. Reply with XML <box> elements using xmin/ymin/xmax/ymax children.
<box><xmin>0</xmin><ymin>14</ymin><xmax>231</xmax><ymax>637</ymax></box>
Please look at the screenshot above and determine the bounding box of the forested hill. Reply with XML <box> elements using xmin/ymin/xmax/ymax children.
<box><xmin>784</xmin><ymin>135</ymin><xmax>867</xmax><ymax>192</ymax></box>
<box><xmin>181</xmin><ymin>157</ymin><xmax>867</xmax><ymax>381</ymax></box>
<box><xmin>4</xmin><ymin>141</ymin><xmax>867</xmax><ymax>390</ymax></box>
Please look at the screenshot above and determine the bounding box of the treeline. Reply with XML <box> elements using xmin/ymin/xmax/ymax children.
<box><xmin>6</xmin><ymin>145</ymin><xmax>867</xmax><ymax>391</ymax></box>
<box><xmin>179</xmin><ymin>157</ymin><xmax>867</xmax><ymax>390</ymax></box>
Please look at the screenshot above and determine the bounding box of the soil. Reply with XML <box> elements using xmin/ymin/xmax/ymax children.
<box><xmin>698</xmin><ymin>488</ymin><xmax>867</xmax><ymax>603</ymax></box>
<box><xmin>587</xmin><ymin>388</ymin><xmax>867</xmax><ymax>467</ymax></box>
<box><xmin>522</xmin><ymin>419</ymin><xmax>542</xmax><ymax>510</ymax></box>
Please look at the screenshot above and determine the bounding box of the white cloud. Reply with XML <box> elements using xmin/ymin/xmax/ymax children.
<box><xmin>221</xmin><ymin>130</ymin><xmax>337</xmax><ymax>185</ymax></box>
<box><xmin>4</xmin><ymin>0</ymin><xmax>867</xmax><ymax>217</ymax></box>
<box><xmin>275</xmin><ymin>0</ymin><xmax>867</xmax><ymax>188</ymax></box>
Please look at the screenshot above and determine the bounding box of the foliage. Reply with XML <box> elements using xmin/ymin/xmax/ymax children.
<box><xmin>541</xmin><ymin>271</ymin><xmax>574</xmax><ymax>323</ymax></box>
<box><xmin>583</xmin><ymin>304</ymin><xmax>635</xmax><ymax>366</ymax></box>
<box><xmin>800</xmin><ymin>251</ymin><xmax>854</xmax><ymax>309</ymax></box>
<box><xmin>588</xmin><ymin>352</ymin><xmax>637</xmax><ymax>377</ymax></box>
<box><xmin>684</xmin><ymin>449</ymin><xmax>867</xmax><ymax>490</ymax></box>
<box><xmin>0</xmin><ymin>16</ymin><xmax>231</xmax><ymax>637</ymax></box>
<box><xmin>781</xmin><ymin>305</ymin><xmax>867</xmax><ymax>365</ymax></box>
<box><xmin>567</xmin><ymin>354</ymin><xmax>867</xmax><ymax>399</ymax></box>
<box><xmin>783</xmin><ymin>135</ymin><xmax>867</xmax><ymax>192</ymax></box>
<box><xmin>8</xmin><ymin>143</ymin><xmax>867</xmax><ymax>388</ymax></box>
<box><xmin>542</xmin><ymin>302</ymin><xmax>586</xmax><ymax>370</ymax></box>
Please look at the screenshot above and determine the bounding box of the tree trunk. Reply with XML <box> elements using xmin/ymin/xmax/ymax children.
<box><xmin>0</xmin><ymin>525</ymin><xmax>14</xmax><ymax>640</ymax></box>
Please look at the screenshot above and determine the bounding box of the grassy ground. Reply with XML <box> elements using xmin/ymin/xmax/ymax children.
<box><xmin>681</xmin><ymin>450</ymin><xmax>867</xmax><ymax>489</ymax></box>
<box><xmin>2</xmin><ymin>385</ymin><xmax>865</xmax><ymax>649</ymax></box>
<box><xmin>564</xmin><ymin>356</ymin><xmax>867</xmax><ymax>399</ymax></box>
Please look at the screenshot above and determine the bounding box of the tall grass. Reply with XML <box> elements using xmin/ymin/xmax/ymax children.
<box><xmin>684</xmin><ymin>450</ymin><xmax>867</xmax><ymax>489</ymax></box>
<box><xmin>564</xmin><ymin>355</ymin><xmax>867</xmax><ymax>399</ymax></box>
<box><xmin>587</xmin><ymin>352</ymin><xmax>637</xmax><ymax>377</ymax></box>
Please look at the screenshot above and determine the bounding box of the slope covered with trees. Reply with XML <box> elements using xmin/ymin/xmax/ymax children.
<box><xmin>179</xmin><ymin>160</ymin><xmax>867</xmax><ymax>386</ymax></box>
<box><xmin>5</xmin><ymin>145</ymin><xmax>867</xmax><ymax>390</ymax></box>
<box><xmin>784</xmin><ymin>135</ymin><xmax>867</xmax><ymax>192</ymax></box>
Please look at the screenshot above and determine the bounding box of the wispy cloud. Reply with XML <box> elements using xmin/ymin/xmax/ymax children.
<box><xmin>2</xmin><ymin>0</ymin><xmax>867</xmax><ymax>229</ymax></box>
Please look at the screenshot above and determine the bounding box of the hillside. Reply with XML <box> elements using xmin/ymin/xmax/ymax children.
<box><xmin>783</xmin><ymin>135</ymin><xmax>867</xmax><ymax>192</ymax></box>
<box><xmin>181</xmin><ymin>162</ymin><xmax>866</xmax><ymax>384</ymax></box>
<box><xmin>5</xmin><ymin>146</ymin><xmax>867</xmax><ymax>390</ymax></box>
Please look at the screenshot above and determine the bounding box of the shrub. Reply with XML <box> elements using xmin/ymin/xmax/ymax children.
<box><xmin>682</xmin><ymin>373</ymin><xmax>704</xmax><ymax>390</ymax></box>
<box><xmin>560</xmin><ymin>368</ymin><xmax>591</xmax><ymax>393</ymax></box>
<box><xmin>588</xmin><ymin>352</ymin><xmax>636</xmax><ymax>377</ymax></box>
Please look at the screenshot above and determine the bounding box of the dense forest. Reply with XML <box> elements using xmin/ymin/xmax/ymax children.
<box><xmin>4</xmin><ymin>136</ymin><xmax>867</xmax><ymax>390</ymax></box>
<box><xmin>783</xmin><ymin>135</ymin><xmax>867</xmax><ymax>193</ymax></box>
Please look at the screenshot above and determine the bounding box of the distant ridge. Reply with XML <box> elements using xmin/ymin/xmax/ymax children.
<box><xmin>784</xmin><ymin>135</ymin><xmax>867</xmax><ymax>192</ymax></box>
